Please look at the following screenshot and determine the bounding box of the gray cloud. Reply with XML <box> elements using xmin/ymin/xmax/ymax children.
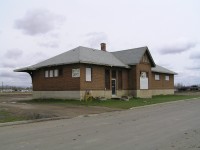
<box><xmin>0</xmin><ymin>68</ymin><xmax>29</xmax><ymax>79</ymax></box>
<box><xmin>38</xmin><ymin>41</ymin><xmax>59</xmax><ymax>48</ymax></box>
<box><xmin>159</xmin><ymin>41</ymin><xmax>196</xmax><ymax>54</ymax></box>
<box><xmin>85</xmin><ymin>32</ymin><xmax>108</xmax><ymax>48</ymax></box>
<box><xmin>186</xmin><ymin>66</ymin><xmax>200</xmax><ymax>70</ymax></box>
<box><xmin>1</xmin><ymin>62</ymin><xmax>18</xmax><ymax>68</ymax></box>
<box><xmin>0</xmin><ymin>69</ymin><xmax>31</xmax><ymax>86</ymax></box>
<box><xmin>4</xmin><ymin>49</ymin><xmax>23</xmax><ymax>59</ymax></box>
<box><xmin>50</xmin><ymin>32</ymin><xmax>60</xmax><ymax>39</ymax></box>
<box><xmin>29</xmin><ymin>52</ymin><xmax>48</xmax><ymax>64</ymax></box>
<box><xmin>14</xmin><ymin>9</ymin><xmax>65</xmax><ymax>35</ymax></box>
<box><xmin>190</xmin><ymin>53</ymin><xmax>200</xmax><ymax>59</ymax></box>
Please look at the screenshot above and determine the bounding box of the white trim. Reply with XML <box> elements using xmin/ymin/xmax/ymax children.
<box><xmin>165</xmin><ymin>75</ymin><xmax>169</xmax><ymax>81</ymax></box>
<box><xmin>45</xmin><ymin>70</ymin><xmax>49</xmax><ymax>78</ymax></box>
<box><xmin>49</xmin><ymin>70</ymin><xmax>53</xmax><ymax>77</ymax></box>
<box><xmin>155</xmin><ymin>74</ymin><xmax>160</xmax><ymax>80</ymax></box>
<box><xmin>86</xmin><ymin>68</ymin><xmax>92</xmax><ymax>81</ymax></box>
<box><xmin>54</xmin><ymin>69</ymin><xmax>58</xmax><ymax>77</ymax></box>
<box><xmin>140</xmin><ymin>77</ymin><xmax>148</xmax><ymax>89</ymax></box>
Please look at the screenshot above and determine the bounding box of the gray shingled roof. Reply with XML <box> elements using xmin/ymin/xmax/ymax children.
<box><xmin>151</xmin><ymin>65</ymin><xmax>177</xmax><ymax>75</ymax></box>
<box><xmin>112</xmin><ymin>47</ymin><xmax>156</xmax><ymax>67</ymax></box>
<box><xmin>15</xmin><ymin>46</ymin><xmax>129</xmax><ymax>71</ymax></box>
<box><xmin>15</xmin><ymin>46</ymin><xmax>176</xmax><ymax>75</ymax></box>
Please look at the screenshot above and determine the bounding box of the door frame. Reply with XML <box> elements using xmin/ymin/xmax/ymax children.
<box><xmin>112</xmin><ymin>79</ymin><xmax>116</xmax><ymax>96</ymax></box>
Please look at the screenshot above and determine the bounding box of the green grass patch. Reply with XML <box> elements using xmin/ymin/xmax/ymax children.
<box><xmin>0</xmin><ymin>110</ymin><xmax>26</xmax><ymax>123</ymax></box>
<box><xmin>26</xmin><ymin>95</ymin><xmax>200</xmax><ymax>109</ymax></box>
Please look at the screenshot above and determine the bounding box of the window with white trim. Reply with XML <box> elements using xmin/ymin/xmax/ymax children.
<box><xmin>54</xmin><ymin>69</ymin><xmax>58</xmax><ymax>77</ymax></box>
<box><xmin>165</xmin><ymin>75</ymin><xmax>169</xmax><ymax>81</ymax></box>
<box><xmin>155</xmin><ymin>74</ymin><xmax>160</xmax><ymax>80</ymax></box>
<box><xmin>86</xmin><ymin>68</ymin><xmax>92</xmax><ymax>81</ymax></box>
<box><xmin>49</xmin><ymin>70</ymin><xmax>53</xmax><ymax>77</ymax></box>
<box><xmin>45</xmin><ymin>70</ymin><xmax>49</xmax><ymax>78</ymax></box>
<box><xmin>45</xmin><ymin>69</ymin><xmax>62</xmax><ymax>78</ymax></box>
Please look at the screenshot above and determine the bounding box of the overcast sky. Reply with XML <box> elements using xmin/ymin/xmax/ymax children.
<box><xmin>0</xmin><ymin>0</ymin><xmax>200</xmax><ymax>87</ymax></box>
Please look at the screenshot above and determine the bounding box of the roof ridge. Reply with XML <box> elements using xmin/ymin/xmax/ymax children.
<box><xmin>78</xmin><ymin>46</ymin><xmax>100</xmax><ymax>51</ymax></box>
<box><xmin>110</xmin><ymin>52</ymin><xmax>128</xmax><ymax>67</ymax></box>
<box><xmin>112</xmin><ymin>46</ymin><xmax>148</xmax><ymax>53</ymax></box>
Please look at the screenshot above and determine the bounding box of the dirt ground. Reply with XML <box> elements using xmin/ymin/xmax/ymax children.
<box><xmin>0</xmin><ymin>93</ymin><xmax>120</xmax><ymax>120</ymax></box>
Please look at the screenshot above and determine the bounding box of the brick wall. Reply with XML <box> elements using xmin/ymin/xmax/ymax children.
<box><xmin>32</xmin><ymin>64</ymin><xmax>80</xmax><ymax>91</ymax></box>
<box><xmin>122</xmin><ymin>69</ymin><xmax>129</xmax><ymax>90</ymax></box>
<box><xmin>32</xmin><ymin>62</ymin><xmax>174</xmax><ymax>92</ymax></box>
<box><xmin>80</xmin><ymin>64</ymin><xmax>129</xmax><ymax>91</ymax></box>
<box><xmin>151</xmin><ymin>72</ymin><xmax>174</xmax><ymax>89</ymax></box>
<box><xmin>80</xmin><ymin>64</ymin><xmax>105</xmax><ymax>90</ymax></box>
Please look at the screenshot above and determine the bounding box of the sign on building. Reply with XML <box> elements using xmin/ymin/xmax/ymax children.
<box><xmin>72</xmin><ymin>68</ymin><xmax>80</xmax><ymax>77</ymax></box>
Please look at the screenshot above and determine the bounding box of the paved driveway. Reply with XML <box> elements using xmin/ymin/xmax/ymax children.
<box><xmin>0</xmin><ymin>99</ymin><xmax>200</xmax><ymax>150</ymax></box>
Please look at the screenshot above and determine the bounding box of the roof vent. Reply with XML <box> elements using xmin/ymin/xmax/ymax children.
<box><xmin>100</xmin><ymin>43</ymin><xmax>106</xmax><ymax>51</ymax></box>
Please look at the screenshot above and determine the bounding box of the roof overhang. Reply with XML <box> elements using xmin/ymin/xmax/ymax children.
<box><xmin>14</xmin><ymin>61</ymin><xmax>130</xmax><ymax>72</ymax></box>
<box><xmin>152</xmin><ymin>70</ymin><xmax>178</xmax><ymax>75</ymax></box>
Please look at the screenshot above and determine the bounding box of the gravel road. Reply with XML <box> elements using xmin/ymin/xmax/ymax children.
<box><xmin>0</xmin><ymin>98</ymin><xmax>200</xmax><ymax>150</ymax></box>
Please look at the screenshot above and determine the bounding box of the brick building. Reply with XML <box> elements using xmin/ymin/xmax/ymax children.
<box><xmin>15</xmin><ymin>43</ymin><xmax>177</xmax><ymax>99</ymax></box>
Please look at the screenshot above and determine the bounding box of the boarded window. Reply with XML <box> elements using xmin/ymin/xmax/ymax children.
<box><xmin>140</xmin><ymin>72</ymin><xmax>148</xmax><ymax>89</ymax></box>
<box><xmin>155</xmin><ymin>74</ymin><xmax>160</xmax><ymax>80</ymax></box>
<box><xmin>86</xmin><ymin>68</ymin><xmax>92</xmax><ymax>81</ymax></box>
<box><xmin>54</xmin><ymin>69</ymin><xmax>58</xmax><ymax>77</ymax></box>
<box><xmin>105</xmin><ymin>69</ymin><xmax>110</xmax><ymax>90</ymax></box>
<box><xmin>165</xmin><ymin>75</ymin><xmax>169</xmax><ymax>81</ymax></box>
<box><xmin>118</xmin><ymin>70</ymin><xmax>122</xmax><ymax>90</ymax></box>
<box><xmin>45</xmin><ymin>70</ymin><xmax>49</xmax><ymax>78</ymax></box>
<box><xmin>49</xmin><ymin>70</ymin><xmax>53</xmax><ymax>77</ymax></box>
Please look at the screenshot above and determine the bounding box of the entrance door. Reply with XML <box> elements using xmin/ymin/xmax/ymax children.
<box><xmin>112</xmin><ymin>79</ymin><xmax>116</xmax><ymax>96</ymax></box>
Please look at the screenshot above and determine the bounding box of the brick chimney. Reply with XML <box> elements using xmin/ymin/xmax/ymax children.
<box><xmin>100</xmin><ymin>43</ymin><xmax>106</xmax><ymax>51</ymax></box>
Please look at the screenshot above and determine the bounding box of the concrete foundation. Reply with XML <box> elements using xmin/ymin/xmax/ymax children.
<box><xmin>80</xmin><ymin>90</ymin><xmax>129</xmax><ymax>99</ymax></box>
<box><xmin>135</xmin><ymin>90</ymin><xmax>152</xmax><ymax>98</ymax></box>
<box><xmin>33</xmin><ymin>91</ymin><xmax>81</xmax><ymax>100</ymax></box>
<box><xmin>152</xmin><ymin>89</ymin><xmax>175</xmax><ymax>95</ymax></box>
<box><xmin>33</xmin><ymin>89</ymin><xmax>175</xmax><ymax>100</ymax></box>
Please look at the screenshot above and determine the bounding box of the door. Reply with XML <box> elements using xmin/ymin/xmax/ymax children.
<box><xmin>112</xmin><ymin>79</ymin><xmax>116</xmax><ymax>96</ymax></box>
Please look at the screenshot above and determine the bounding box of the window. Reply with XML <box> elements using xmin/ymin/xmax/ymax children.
<box><xmin>45</xmin><ymin>68</ymin><xmax>62</xmax><ymax>78</ymax></box>
<box><xmin>54</xmin><ymin>69</ymin><xmax>58</xmax><ymax>77</ymax></box>
<box><xmin>49</xmin><ymin>70</ymin><xmax>53</xmax><ymax>77</ymax></box>
<box><xmin>45</xmin><ymin>70</ymin><xmax>49</xmax><ymax>78</ymax></box>
<box><xmin>165</xmin><ymin>75</ymin><xmax>169</xmax><ymax>81</ymax></box>
<box><xmin>140</xmin><ymin>72</ymin><xmax>148</xmax><ymax>89</ymax></box>
<box><xmin>86</xmin><ymin>68</ymin><xmax>92</xmax><ymax>81</ymax></box>
<box><xmin>155</xmin><ymin>74</ymin><xmax>160</xmax><ymax>80</ymax></box>
<box><xmin>141</xmin><ymin>72</ymin><xmax>147</xmax><ymax>78</ymax></box>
